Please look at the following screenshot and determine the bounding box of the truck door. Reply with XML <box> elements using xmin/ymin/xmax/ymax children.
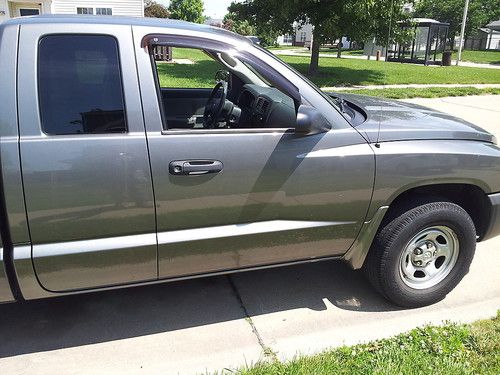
<box><xmin>17</xmin><ymin>24</ymin><xmax>157</xmax><ymax>291</ymax></box>
<box><xmin>133</xmin><ymin>30</ymin><xmax>375</xmax><ymax>279</ymax></box>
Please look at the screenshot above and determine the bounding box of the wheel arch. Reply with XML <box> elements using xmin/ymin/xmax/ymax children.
<box><xmin>344</xmin><ymin>182</ymin><xmax>492</xmax><ymax>270</ymax></box>
<box><xmin>383</xmin><ymin>183</ymin><xmax>491</xmax><ymax>240</ymax></box>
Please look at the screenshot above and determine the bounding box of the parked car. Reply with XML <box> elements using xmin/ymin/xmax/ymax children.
<box><xmin>1</xmin><ymin>15</ymin><xmax>499</xmax><ymax>308</ymax></box>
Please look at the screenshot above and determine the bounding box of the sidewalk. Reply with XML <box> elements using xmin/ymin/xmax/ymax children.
<box><xmin>323</xmin><ymin>83</ymin><xmax>500</xmax><ymax>91</ymax></box>
<box><xmin>401</xmin><ymin>95</ymin><xmax>500</xmax><ymax>136</ymax></box>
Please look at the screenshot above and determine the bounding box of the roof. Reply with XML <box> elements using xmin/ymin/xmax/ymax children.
<box><xmin>412</xmin><ymin>18</ymin><xmax>441</xmax><ymax>24</ymax></box>
<box><xmin>486</xmin><ymin>20</ymin><xmax>500</xmax><ymax>31</ymax></box>
<box><xmin>2</xmin><ymin>14</ymin><xmax>250</xmax><ymax>44</ymax></box>
<box><xmin>411</xmin><ymin>18</ymin><xmax>450</xmax><ymax>26</ymax></box>
<box><xmin>479</xmin><ymin>27</ymin><xmax>500</xmax><ymax>34</ymax></box>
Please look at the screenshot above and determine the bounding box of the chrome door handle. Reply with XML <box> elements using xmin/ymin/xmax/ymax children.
<box><xmin>169</xmin><ymin>160</ymin><xmax>223</xmax><ymax>176</ymax></box>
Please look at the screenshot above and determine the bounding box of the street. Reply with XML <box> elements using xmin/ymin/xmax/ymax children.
<box><xmin>1</xmin><ymin>95</ymin><xmax>499</xmax><ymax>374</ymax></box>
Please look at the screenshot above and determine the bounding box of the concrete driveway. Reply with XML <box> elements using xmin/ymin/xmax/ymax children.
<box><xmin>1</xmin><ymin>96</ymin><xmax>499</xmax><ymax>374</ymax></box>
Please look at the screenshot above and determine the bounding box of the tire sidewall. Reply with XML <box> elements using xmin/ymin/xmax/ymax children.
<box><xmin>381</xmin><ymin>203</ymin><xmax>476</xmax><ymax>306</ymax></box>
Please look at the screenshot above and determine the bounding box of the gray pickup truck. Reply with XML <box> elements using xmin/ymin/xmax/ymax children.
<box><xmin>0</xmin><ymin>15</ymin><xmax>499</xmax><ymax>308</ymax></box>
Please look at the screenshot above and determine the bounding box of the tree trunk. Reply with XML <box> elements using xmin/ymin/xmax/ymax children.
<box><xmin>308</xmin><ymin>30</ymin><xmax>321</xmax><ymax>75</ymax></box>
<box><xmin>337</xmin><ymin>42</ymin><xmax>342</xmax><ymax>58</ymax></box>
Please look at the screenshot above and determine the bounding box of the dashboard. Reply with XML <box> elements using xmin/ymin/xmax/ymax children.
<box><xmin>236</xmin><ymin>84</ymin><xmax>296</xmax><ymax>128</ymax></box>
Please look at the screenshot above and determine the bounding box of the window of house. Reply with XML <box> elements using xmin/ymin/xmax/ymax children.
<box><xmin>38</xmin><ymin>35</ymin><xmax>127</xmax><ymax>135</ymax></box>
<box><xmin>77</xmin><ymin>7</ymin><xmax>93</xmax><ymax>15</ymax></box>
<box><xmin>283</xmin><ymin>34</ymin><xmax>293</xmax><ymax>44</ymax></box>
<box><xmin>300</xmin><ymin>32</ymin><xmax>307</xmax><ymax>43</ymax></box>
<box><xmin>96</xmin><ymin>8</ymin><xmax>112</xmax><ymax>15</ymax></box>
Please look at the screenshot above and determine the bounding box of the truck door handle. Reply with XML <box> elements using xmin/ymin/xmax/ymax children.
<box><xmin>169</xmin><ymin>160</ymin><xmax>223</xmax><ymax>176</ymax></box>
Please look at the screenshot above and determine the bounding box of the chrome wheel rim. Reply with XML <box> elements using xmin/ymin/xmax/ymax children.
<box><xmin>399</xmin><ymin>226</ymin><xmax>459</xmax><ymax>290</ymax></box>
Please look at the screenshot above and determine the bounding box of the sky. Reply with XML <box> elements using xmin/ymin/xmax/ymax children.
<box><xmin>157</xmin><ymin>0</ymin><xmax>234</xmax><ymax>20</ymax></box>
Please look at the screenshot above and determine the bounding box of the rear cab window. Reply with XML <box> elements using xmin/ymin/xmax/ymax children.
<box><xmin>38</xmin><ymin>34</ymin><xmax>127</xmax><ymax>135</ymax></box>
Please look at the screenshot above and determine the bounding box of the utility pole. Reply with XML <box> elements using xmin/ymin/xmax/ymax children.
<box><xmin>385</xmin><ymin>0</ymin><xmax>395</xmax><ymax>62</ymax></box>
<box><xmin>456</xmin><ymin>0</ymin><xmax>470</xmax><ymax>66</ymax></box>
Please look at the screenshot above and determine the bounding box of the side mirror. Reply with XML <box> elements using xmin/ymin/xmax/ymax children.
<box><xmin>295</xmin><ymin>105</ymin><xmax>331</xmax><ymax>135</ymax></box>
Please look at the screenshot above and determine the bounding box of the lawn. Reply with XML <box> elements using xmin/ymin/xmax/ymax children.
<box><xmin>156</xmin><ymin>48</ymin><xmax>220</xmax><ymax>88</ymax></box>
<box><xmin>267</xmin><ymin>46</ymin><xmax>304</xmax><ymax>51</ymax></box>
<box><xmin>156</xmin><ymin>48</ymin><xmax>500</xmax><ymax>98</ymax></box>
<box><xmin>453</xmin><ymin>49</ymin><xmax>500</xmax><ymax>65</ymax></box>
<box><xmin>279</xmin><ymin>54</ymin><xmax>500</xmax><ymax>87</ymax></box>
<box><xmin>238</xmin><ymin>312</ymin><xmax>500</xmax><ymax>375</ymax></box>
<box><xmin>278</xmin><ymin>47</ymin><xmax>500</xmax><ymax>65</ymax></box>
<box><xmin>318</xmin><ymin>48</ymin><xmax>365</xmax><ymax>56</ymax></box>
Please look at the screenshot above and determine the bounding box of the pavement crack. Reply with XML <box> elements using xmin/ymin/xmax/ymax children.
<box><xmin>227</xmin><ymin>275</ymin><xmax>278</xmax><ymax>362</ymax></box>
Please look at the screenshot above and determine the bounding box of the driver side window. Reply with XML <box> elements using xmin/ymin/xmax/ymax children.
<box><xmin>149</xmin><ymin>44</ymin><xmax>296</xmax><ymax>131</ymax></box>
<box><xmin>152</xmin><ymin>47</ymin><xmax>225</xmax><ymax>129</ymax></box>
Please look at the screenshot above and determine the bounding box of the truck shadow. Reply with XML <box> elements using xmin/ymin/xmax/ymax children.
<box><xmin>0</xmin><ymin>261</ymin><xmax>402</xmax><ymax>358</ymax></box>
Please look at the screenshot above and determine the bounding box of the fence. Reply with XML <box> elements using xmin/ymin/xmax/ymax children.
<box><xmin>152</xmin><ymin>46</ymin><xmax>172</xmax><ymax>61</ymax></box>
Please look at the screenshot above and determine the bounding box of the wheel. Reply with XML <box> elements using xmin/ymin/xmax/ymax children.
<box><xmin>364</xmin><ymin>201</ymin><xmax>476</xmax><ymax>308</ymax></box>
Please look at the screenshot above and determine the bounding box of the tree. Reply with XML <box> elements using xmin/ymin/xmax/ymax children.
<box><xmin>168</xmin><ymin>0</ymin><xmax>205</xmax><ymax>24</ymax></box>
<box><xmin>415</xmin><ymin>0</ymin><xmax>500</xmax><ymax>45</ymax></box>
<box><xmin>144</xmin><ymin>0</ymin><xmax>170</xmax><ymax>18</ymax></box>
<box><xmin>223</xmin><ymin>11</ymin><xmax>278</xmax><ymax>45</ymax></box>
<box><xmin>228</xmin><ymin>0</ymin><xmax>411</xmax><ymax>75</ymax></box>
<box><xmin>223</xmin><ymin>12</ymin><xmax>256</xmax><ymax>36</ymax></box>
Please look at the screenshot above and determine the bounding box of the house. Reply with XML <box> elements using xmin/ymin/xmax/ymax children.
<box><xmin>453</xmin><ymin>23</ymin><xmax>500</xmax><ymax>51</ymax></box>
<box><xmin>277</xmin><ymin>23</ymin><xmax>352</xmax><ymax>49</ymax></box>
<box><xmin>291</xmin><ymin>23</ymin><xmax>313</xmax><ymax>47</ymax></box>
<box><xmin>276</xmin><ymin>22</ymin><xmax>312</xmax><ymax>47</ymax></box>
<box><xmin>462</xmin><ymin>28</ymin><xmax>500</xmax><ymax>50</ymax></box>
<box><xmin>0</xmin><ymin>0</ymin><xmax>144</xmax><ymax>23</ymax></box>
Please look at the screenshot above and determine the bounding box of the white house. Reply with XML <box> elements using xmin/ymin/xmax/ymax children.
<box><xmin>459</xmin><ymin>27</ymin><xmax>500</xmax><ymax>51</ymax></box>
<box><xmin>277</xmin><ymin>23</ymin><xmax>353</xmax><ymax>49</ymax></box>
<box><xmin>0</xmin><ymin>0</ymin><xmax>144</xmax><ymax>23</ymax></box>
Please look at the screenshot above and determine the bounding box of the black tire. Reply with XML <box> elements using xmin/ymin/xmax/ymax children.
<box><xmin>364</xmin><ymin>201</ymin><xmax>476</xmax><ymax>308</ymax></box>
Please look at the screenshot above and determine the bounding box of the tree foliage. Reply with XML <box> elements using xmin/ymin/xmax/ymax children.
<box><xmin>228</xmin><ymin>0</ymin><xmax>411</xmax><ymax>74</ymax></box>
<box><xmin>168</xmin><ymin>0</ymin><xmax>205</xmax><ymax>24</ymax></box>
<box><xmin>223</xmin><ymin>12</ymin><xmax>257</xmax><ymax>36</ymax></box>
<box><xmin>144</xmin><ymin>0</ymin><xmax>170</xmax><ymax>18</ymax></box>
<box><xmin>223</xmin><ymin>12</ymin><xmax>279</xmax><ymax>46</ymax></box>
<box><xmin>414</xmin><ymin>0</ymin><xmax>500</xmax><ymax>40</ymax></box>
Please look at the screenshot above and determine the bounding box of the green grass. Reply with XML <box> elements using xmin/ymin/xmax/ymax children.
<box><xmin>279</xmin><ymin>54</ymin><xmax>500</xmax><ymax>87</ymax></box>
<box><xmin>237</xmin><ymin>312</ymin><xmax>500</xmax><ymax>375</ymax></box>
<box><xmin>318</xmin><ymin>49</ymin><xmax>365</xmax><ymax>56</ymax></box>
<box><xmin>278</xmin><ymin>48</ymin><xmax>500</xmax><ymax>65</ymax></box>
<box><xmin>339</xmin><ymin>86</ymin><xmax>500</xmax><ymax>99</ymax></box>
<box><xmin>453</xmin><ymin>49</ymin><xmax>500</xmax><ymax>65</ymax></box>
<box><xmin>156</xmin><ymin>47</ymin><xmax>500</xmax><ymax>100</ymax></box>
<box><xmin>267</xmin><ymin>46</ymin><xmax>304</xmax><ymax>51</ymax></box>
<box><xmin>156</xmin><ymin>48</ymin><xmax>220</xmax><ymax>88</ymax></box>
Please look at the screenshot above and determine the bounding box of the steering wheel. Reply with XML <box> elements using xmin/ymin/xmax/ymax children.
<box><xmin>203</xmin><ymin>82</ymin><xmax>227</xmax><ymax>129</ymax></box>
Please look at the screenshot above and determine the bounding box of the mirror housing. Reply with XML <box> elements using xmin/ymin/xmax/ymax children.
<box><xmin>295</xmin><ymin>105</ymin><xmax>331</xmax><ymax>135</ymax></box>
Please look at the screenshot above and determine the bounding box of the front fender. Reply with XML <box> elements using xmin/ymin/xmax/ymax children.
<box><xmin>367</xmin><ymin>140</ymin><xmax>500</xmax><ymax>220</ymax></box>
